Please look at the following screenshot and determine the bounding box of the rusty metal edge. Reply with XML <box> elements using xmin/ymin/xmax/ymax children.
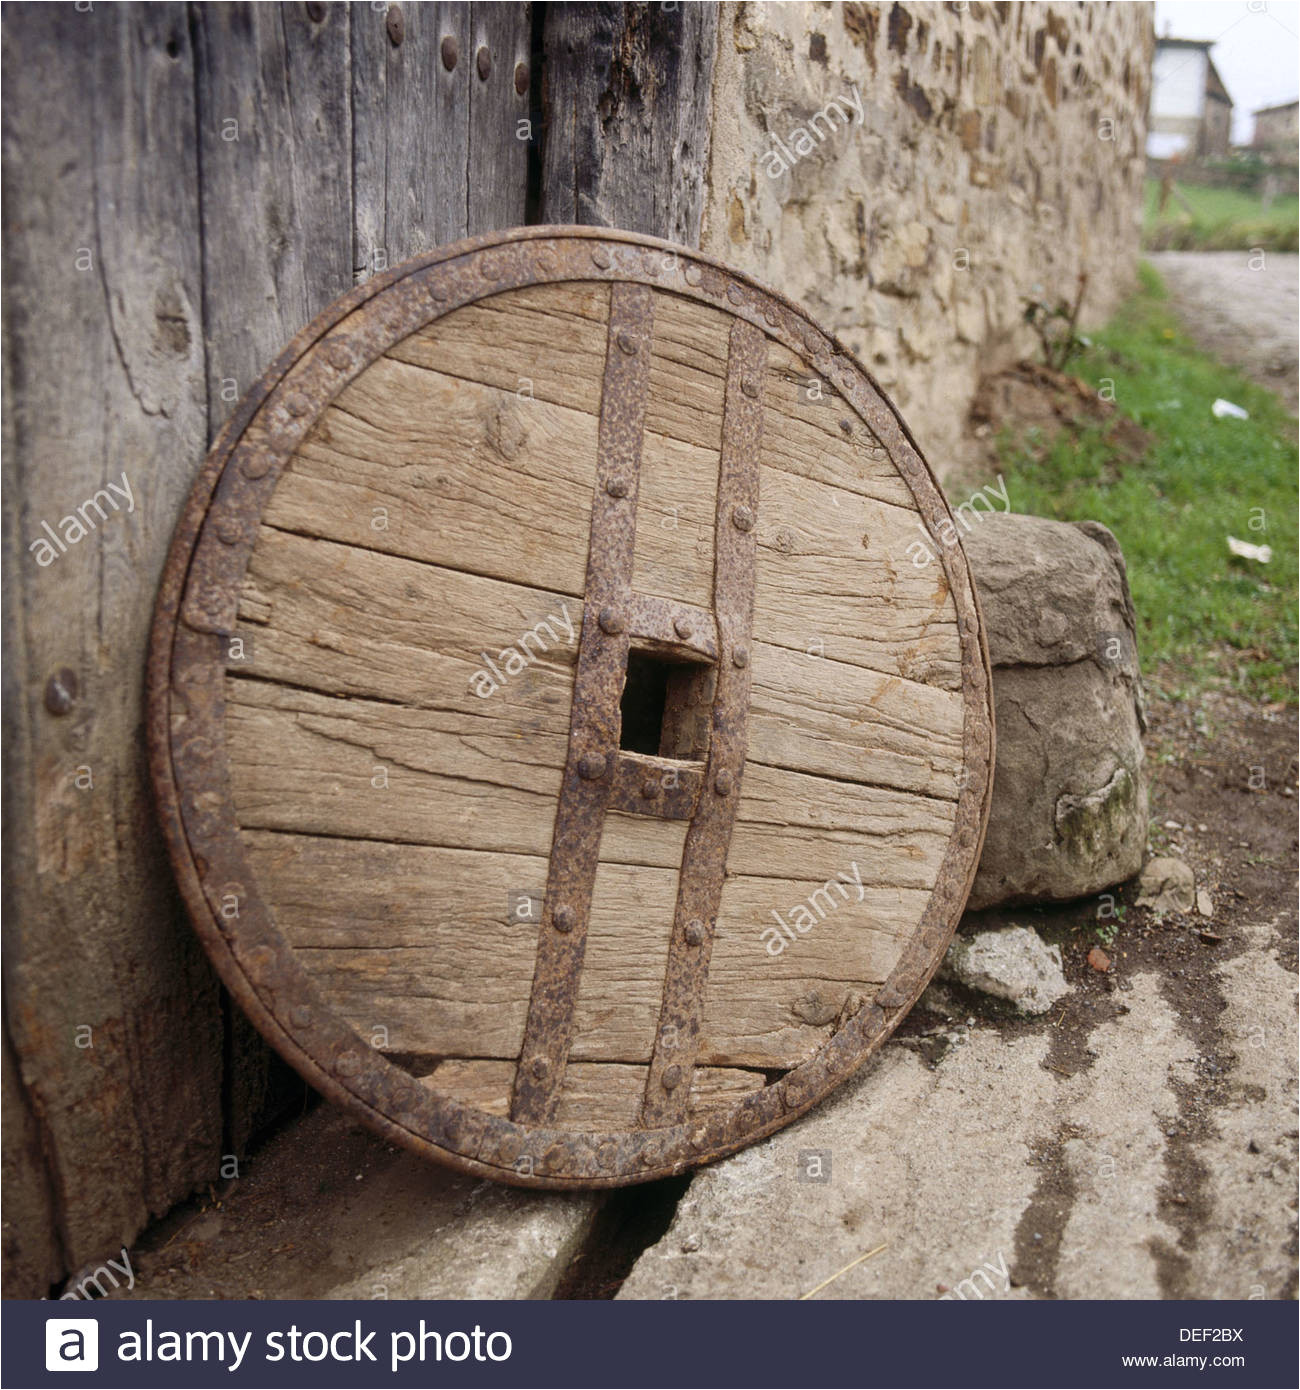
<box><xmin>145</xmin><ymin>224</ymin><xmax>995</xmax><ymax>1190</ymax></box>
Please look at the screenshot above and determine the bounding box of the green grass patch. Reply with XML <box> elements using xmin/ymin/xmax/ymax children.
<box><xmin>994</xmin><ymin>262</ymin><xmax>1298</xmax><ymax>703</ymax></box>
<box><xmin>1143</xmin><ymin>177</ymin><xmax>1299</xmax><ymax>252</ymax></box>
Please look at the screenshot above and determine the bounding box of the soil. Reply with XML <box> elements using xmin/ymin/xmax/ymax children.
<box><xmin>968</xmin><ymin>359</ymin><xmax>1151</xmax><ymax>469</ymax></box>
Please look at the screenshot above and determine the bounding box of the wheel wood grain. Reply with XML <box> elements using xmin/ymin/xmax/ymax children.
<box><xmin>149</xmin><ymin>227</ymin><xmax>994</xmax><ymax>1188</ymax></box>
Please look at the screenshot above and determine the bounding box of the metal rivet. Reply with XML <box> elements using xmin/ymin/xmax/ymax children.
<box><xmin>674</xmin><ymin>616</ymin><xmax>693</xmax><ymax>639</ymax></box>
<box><xmin>305</xmin><ymin>1</ymin><xmax>326</xmax><ymax>22</ymax></box>
<box><xmin>641</xmin><ymin>779</ymin><xmax>660</xmax><ymax>799</ymax></box>
<box><xmin>840</xmin><ymin>417</ymin><xmax>853</xmax><ymax>434</ymax></box>
<box><xmin>325</xmin><ymin>341</ymin><xmax>351</xmax><ymax>370</ymax></box>
<box><xmin>591</xmin><ymin>247</ymin><xmax>612</xmax><ymax>270</ymax></box>
<box><xmin>289</xmin><ymin>1004</ymin><xmax>313</xmax><ymax>1028</ymax></box>
<box><xmin>597</xmin><ymin>1140</ymin><xmax>619</xmax><ymax>1167</ymax></box>
<box><xmin>662</xmin><ymin>1064</ymin><xmax>683</xmax><ymax>1091</ymax></box>
<box><xmin>44</xmin><ymin>668</ymin><xmax>78</xmax><ymax>716</ymax></box>
<box><xmin>605</xmin><ymin>477</ymin><xmax>629</xmax><ymax>498</ymax></box>
<box><xmin>530</xmin><ymin>1057</ymin><xmax>549</xmax><ymax>1081</ymax></box>
<box><xmin>741</xmin><ymin>377</ymin><xmax>759</xmax><ymax>399</ymax></box>
<box><xmin>476</xmin><ymin>45</ymin><xmax>491</xmax><ymax>80</ymax></box>
<box><xmin>617</xmin><ymin>330</ymin><xmax>637</xmax><ymax>355</ymax></box>
<box><xmin>732</xmin><ymin>646</ymin><xmax>749</xmax><ymax>669</ymax></box>
<box><xmin>241</xmin><ymin>453</ymin><xmax>271</xmax><ymax>480</ymax></box>
<box><xmin>684</xmin><ymin>919</ymin><xmax>705</xmax><ymax>946</ymax></box>
<box><xmin>514</xmin><ymin>61</ymin><xmax>529</xmax><ymax>94</ymax></box>
<box><xmin>598</xmin><ymin>606</ymin><xmax>624</xmax><ymax>634</ymax></box>
<box><xmin>684</xmin><ymin>264</ymin><xmax>702</xmax><ymax>286</ymax></box>
<box><xmin>726</xmin><ymin>284</ymin><xmax>744</xmax><ymax>305</ymax></box>
<box><xmin>731</xmin><ymin>504</ymin><xmax>755</xmax><ymax>532</ymax></box>
<box><xmin>714</xmin><ymin>771</ymin><xmax>734</xmax><ymax>796</ymax></box>
<box><xmin>440</xmin><ymin>34</ymin><xmax>458</xmax><ymax>70</ymax></box>
<box><xmin>578</xmin><ymin>753</ymin><xmax>606</xmax><ymax>781</ymax></box>
<box><xmin>386</xmin><ymin>5</ymin><xmax>404</xmax><ymax>45</ymax></box>
<box><xmin>336</xmin><ymin>1050</ymin><xmax>361</xmax><ymax>1077</ymax></box>
<box><xmin>553</xmin><ymin>906</ymin><xmax>574</xmax><ymax>933</ymax></box>
<box><xmin>214</xmin><ymin>516</ymin><xmax>242</xmax><ymax>546</ymax></box>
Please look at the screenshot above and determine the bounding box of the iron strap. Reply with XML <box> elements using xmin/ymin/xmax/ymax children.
<box><xmin>510</xmin><ymin>282</ymin><xmax>656</xmax><ymax>1125</ymax></box>
<box><xmin>640</xmin><ymin>320</ymin><xmax>766</xmax><ymax>1126</ymax></box>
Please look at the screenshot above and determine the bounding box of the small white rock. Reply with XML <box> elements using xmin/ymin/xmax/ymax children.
<box><xmin>941</xmin><ymin>926</ymin><xmax>1069</xmax><ymax>1016</ymax></box>
<box><xmin>1196</xmin><ymin>889</ymin><xmax>1214</xmax><ymax>918</ymax></box>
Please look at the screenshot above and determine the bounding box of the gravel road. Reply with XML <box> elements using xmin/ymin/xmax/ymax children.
<box><xmin>1148</xmin><ymin>251</ymin><xmax>1299</xmax><ymax>414</ymax></box>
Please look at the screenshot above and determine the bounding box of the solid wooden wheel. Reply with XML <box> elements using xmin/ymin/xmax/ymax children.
<box><xmin>148</xmin><ymin>227</ymin><xmax>994</xmax><ymax>1187</ymax></box>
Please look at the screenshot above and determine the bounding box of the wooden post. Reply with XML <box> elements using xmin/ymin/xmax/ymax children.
<box><xmin>539</xmin><ymin>1</ymin><xmax>718</xmax><ymax>244</ymax></box>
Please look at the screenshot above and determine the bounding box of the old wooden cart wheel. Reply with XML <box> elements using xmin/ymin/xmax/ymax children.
<box><xmin>148</xmin><ymin>227</ymin><xmax>994</xmax><ymax>1188</ymax></box>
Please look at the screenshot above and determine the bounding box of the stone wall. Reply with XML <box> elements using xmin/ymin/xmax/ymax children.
<box><xmin>700</xmin><ymin>1</ymin><xmax>1154</xmax><ymax>478</ymax></box>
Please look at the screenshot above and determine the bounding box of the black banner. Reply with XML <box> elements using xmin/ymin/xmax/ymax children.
<box><xmin>6</xmin><ymin>1299</ymin><xmax>1298</xmax><ymax>1389</ymax></box>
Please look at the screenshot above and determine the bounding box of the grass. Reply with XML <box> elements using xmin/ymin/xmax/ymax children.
<box><xmin>1143</xmin><ymin>177</ymin><xmax>1299</xmax><ymax>252</ymax></box>
<box><xmin>993</xmin><ymin>262</ymin><xmax>1298</xmax><ymax>704</ymax></box>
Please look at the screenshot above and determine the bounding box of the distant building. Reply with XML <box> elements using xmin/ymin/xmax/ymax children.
<box><xmin>1252</xmin><ymin>101</ymin><xmax>1299</xmax><ymax>157</ymax></box>
<box><xmin>1147</xmin><ymin>37</ymin><xmax>1233</xmax><ymax>160</ymax></box>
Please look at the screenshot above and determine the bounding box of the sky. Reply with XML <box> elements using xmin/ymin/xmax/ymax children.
<box><xmin>1155</xmin><ymin>0</ymin><xmax>1300</xmax><ymax>141</ymax></box>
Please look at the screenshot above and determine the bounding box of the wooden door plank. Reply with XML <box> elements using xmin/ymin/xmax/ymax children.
<box><xmin>193</xmin><ymin>1</ymin><xmax>354</xmax><ymax>437</ymax></box>
<box><xmin>352</xmin><ymin>1</ymin><xmax>471</xmax><ymax>273</ymax></box>
<box><xmin>192</xmin><ymin>0</ymin><xmax>356</xmax><ymax>1149</ymax></box>
<box><xmin>467</xmin><ymin>2</ymin><xmax>531</xmax><ymax>232</ymax></box>
<box><xmin>1</xmin><ymin>1</ymin><xmax>221</xmax><ymax>1275</ymax></box>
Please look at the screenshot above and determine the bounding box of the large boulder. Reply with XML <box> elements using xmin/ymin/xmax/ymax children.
<box><xmin>963</xmin><ymin>513</ymin><xmax>1147</xmax><ymax>909</ymax></box>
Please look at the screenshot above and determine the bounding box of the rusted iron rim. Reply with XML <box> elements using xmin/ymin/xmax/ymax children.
<box><xmin>146</xmin><ymin>225</ymin><xmax>995</xmax><ymax>1189</ymax></box>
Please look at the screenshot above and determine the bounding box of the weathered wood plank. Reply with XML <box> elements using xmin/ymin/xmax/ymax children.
<box><xmin>225</xmin><ymin>677</ymin><xmax>955</xmax><ymax>888</ymax></box>
<box><xmin>352</xmin><ymin>1</ymin><xmax>471</xmax><ymax>272</ymax></box>
<box><xmin>426</xmin><ymin>1059</ymin><xmax>764</xmax><ymax>1131</ymax></box>
<box><xmin>193</xmin><ymin>1</ymin><xmax>354</xmax><ymax>435</ymax></box>
<box><xmin>539</xmin><ymin>2</ymin><xmax>718</xmax><ymax>242</ymax></box>
<box><xmin>1</xmin><ymin>1025</ymin><xmax>62</xmax><ymax>1297</ymax></box>
<box><xmin>242</xmin><ymin>832</ymin><xmax>921</xmax><ymax>1068</ymax></box>
<box><xmin>233</xmin><ymin>526</ymin><xmax>963</xmax><ymax>796</ymax></box>
<box><xmin>270</xmin><ymin>284</ymin><xmax>960</xmax><ymax>685</ymax></box>
<box><xmin>467</xmin><ymin>1</ymin><xmax>531</xmax><ymax>232</ymax></box>
<box><xmin>1</xmin><ymin>1</ymin><xmax>222</xmax><ymax>1275</ymax></box>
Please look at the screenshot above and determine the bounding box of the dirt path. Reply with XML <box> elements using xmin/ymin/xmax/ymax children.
<box><xmin>1148</xmin><ymin>251</ymin><xmax>1299</xmax><ymax>414</ymax></box>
